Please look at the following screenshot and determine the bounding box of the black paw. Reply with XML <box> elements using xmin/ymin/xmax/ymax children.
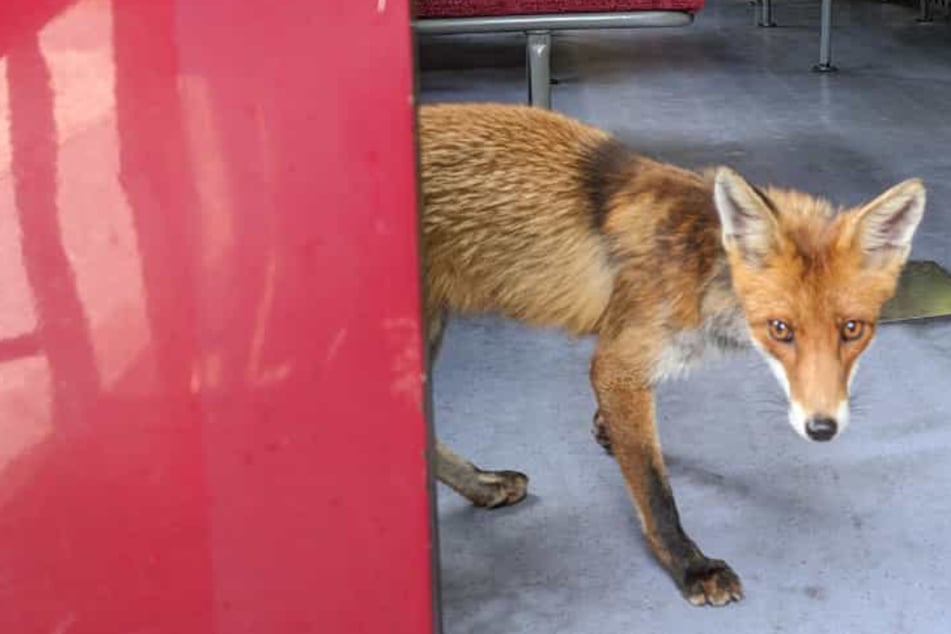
<box><xmin>680</xmin><ymin>558</ymin><xmax>744</xmax><ymax>607</ymax></box>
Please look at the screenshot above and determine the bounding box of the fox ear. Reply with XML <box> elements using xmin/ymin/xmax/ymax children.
<box><xmin>853</xmin><ymin>178</ymin><xmax>926</xmax><ymax>268</ymax></box>
<box><xmin>713</xmin><ymin>166</ymin><xmax>778</xmax><ymax>266</ymax></box>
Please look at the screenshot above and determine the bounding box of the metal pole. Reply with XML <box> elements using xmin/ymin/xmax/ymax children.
<box><xmin>813</xmin><ymin>0</ymin><xmax>837</xmax><ymax>72</ymax></box>
<box><xmin>759</xmin><ymin>0</ymin><xmax>776</xmax><ymax>27</ymax></box>
<box><xmin>527</xmin><ymin>31</ymin><xmax>552</xmax><ymax>109</ymax></box>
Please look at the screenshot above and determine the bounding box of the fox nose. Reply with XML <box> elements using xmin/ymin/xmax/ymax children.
<box><xmin>805</xmin><ymin>416</ymin><xmax>838</xmax><ymax>442</ymax></box>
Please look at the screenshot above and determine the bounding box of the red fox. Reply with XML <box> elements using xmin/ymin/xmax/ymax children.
<box><xmin>418</xmin><ymin>102</ymin><xmax>925</xmax><ymax>606</ymax></box>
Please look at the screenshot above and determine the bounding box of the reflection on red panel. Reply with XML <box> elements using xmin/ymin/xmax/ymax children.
<box><xmin>0</xmin><ymin>1</ymin><xmax>433</xmax><ymax>632</ymax></box>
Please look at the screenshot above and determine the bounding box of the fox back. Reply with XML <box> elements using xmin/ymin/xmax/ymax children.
<box><xmin>418</xmin><ymin>103</ymin><xmax>618</xmax><ymax>335</ymax></box>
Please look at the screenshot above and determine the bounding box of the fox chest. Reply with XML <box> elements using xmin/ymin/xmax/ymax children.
<box><xmin>650</xmin><ymin>310</ymin><xmax>750</xmax><ymax>384</ymax></box>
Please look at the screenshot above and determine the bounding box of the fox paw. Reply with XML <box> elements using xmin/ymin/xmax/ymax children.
<box><xmin>680</xmin><ymin>559</ymin><xmax>744</xmax><ymax>607</ymax></box>
<box><xmin>474</xmin><ymin>470</ymin><xmax>529</xmax><ymax>509</ymax></box>
<box><xmin>591</xmin><ymin>410</ymin><xmax>613</xmax><ymax>455</ymax></box>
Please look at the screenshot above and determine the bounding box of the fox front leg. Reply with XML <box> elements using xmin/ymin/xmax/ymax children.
<box><xmin>591</xmin><ymin>346</ymin><xmax>743</xmax><ymax>606</ymax></box>
<box><xmin>591</xmin><ymin>409</ymin><xmax>614</xmax><ymax>454</ymax></box>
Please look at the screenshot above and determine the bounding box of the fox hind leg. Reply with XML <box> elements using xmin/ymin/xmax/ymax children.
<box><xmin>427</xmin><ymin>308</ymin><xmax>529</xmax><ymax>509</ymax></box>
<box><xmin>435</xmin><ymin>441</ymin><xmax>529</xmax><ymax>509</ymax></box>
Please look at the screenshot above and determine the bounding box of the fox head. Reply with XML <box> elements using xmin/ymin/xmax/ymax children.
<box><xmin>713</xmin><ymin>167</ymin><xmax>926</xmax><ymax>442</ymax></box>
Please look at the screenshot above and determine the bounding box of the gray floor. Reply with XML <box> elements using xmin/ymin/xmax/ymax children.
<box><xmin>417</xmin><ymin>2</ymin><xmax>951</xmax><ymax>632</ymax></box>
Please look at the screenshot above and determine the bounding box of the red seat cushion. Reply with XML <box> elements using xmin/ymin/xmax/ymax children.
<box><xmin>415</xmin><ymin>0</ymin><xmax>705</xmax><ymax>18</ymax></box>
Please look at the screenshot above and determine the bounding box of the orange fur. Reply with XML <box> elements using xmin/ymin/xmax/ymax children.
<box><xmin>419</xmin><ymin>102</ymin><xmax>924</xmax><ymax>606</ymax></box>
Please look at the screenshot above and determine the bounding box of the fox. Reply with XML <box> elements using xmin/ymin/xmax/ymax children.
<box><xmin>417</xmin><ymin>102</ymin><xmax>926</xmax><ymax>606</ymax></box>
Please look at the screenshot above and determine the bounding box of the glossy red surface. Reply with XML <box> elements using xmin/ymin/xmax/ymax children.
<box><xmin>0</xmin><ymin>1</ymin><xmax>434</xmax><ymax>632</ymax></box>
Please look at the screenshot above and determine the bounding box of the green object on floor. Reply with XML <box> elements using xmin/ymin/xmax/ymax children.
<box><xmin>880</xmin><ymin>260</ymin><xmax>951</xmax><ymax>323</ymax></box>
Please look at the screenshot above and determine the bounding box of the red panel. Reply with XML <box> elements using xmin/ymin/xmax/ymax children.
<box><xmin>0</xmin><ymin>1</ymin><xmax>434</xmax><ymax>633</ymax></box>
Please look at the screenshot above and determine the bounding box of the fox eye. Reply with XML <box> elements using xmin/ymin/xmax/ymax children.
<box><xmin>841</xmin><ymin>320</ymin><xmax>865</xmax><ymax>342</ymax></box>
<box><xmin>767</xmin><ymin>319</ymin><xmax>794</xmax><ymax>343</ymax></box>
